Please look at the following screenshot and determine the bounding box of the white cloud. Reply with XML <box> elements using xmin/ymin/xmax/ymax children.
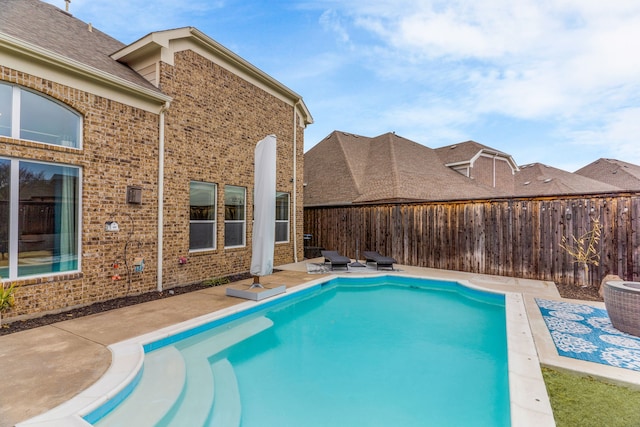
<box><xmin>324</xmin><ymin>0</ymin><xmax>640</xmax><ymax>161</ymax></box>
<box><xmin>563</xmin><ymin>107</ymin><xmax>640</xmax><ymax>164</ymax></box>
<box><xmin>319</xmin><ymin>9</ymin><xmax>351</xmax><ymax>45</ymax></box>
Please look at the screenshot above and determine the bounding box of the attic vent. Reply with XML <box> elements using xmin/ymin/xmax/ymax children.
<box><xmin>523</xmin><ymin>181</ymin><xmax>531</xmax><ymax>185</ymax></box>
<box><xmin>543</xmin><ymin>178</ymin><xmax>552</xmax><ymax>183</ymax></box>
<box><xmin>450</xmin><ymin>145</ymin><xmax>457</xmax><ymax>149</ymax></box>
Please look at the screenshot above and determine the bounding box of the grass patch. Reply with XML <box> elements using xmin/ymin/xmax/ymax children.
<box><xmin>543</xmin><ymin>367</ymin><xmax>640</xmax><ymax>427</ymax></box>
<box><xmin>202</xmin><ymin>276</ymin><xmax>231</xmax><ymax>287</ymax></box>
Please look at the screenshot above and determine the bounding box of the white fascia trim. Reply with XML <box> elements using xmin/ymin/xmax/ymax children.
<box><xmin>0</xmin><ymin>32</ymin><xmax>171</xmax><ymax>112</ymax></box>
<box><xmin>472</xmin><ymin>150</ymin><xmax>520</xmax><ymax>174</ymax></box>
<box><xmin>112</xmin><ymin>27</ymin><xmax>313</xmax><ymax>125</ymax></box>
<box><xmin>444</xmin><ymin>160</ymin><xmax>472</xmax><ymax>168</ymax></box>
<box><xmin>111</xmin><ymin>30</ymin><xmax>177</xmax><ymax>66</ymax></box>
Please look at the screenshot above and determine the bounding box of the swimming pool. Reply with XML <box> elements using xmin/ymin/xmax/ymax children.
<box><xmin>18</xmin><ymin>273</ymin><xmax>555</xmax><ymax>426</ymax></box>
<box><xmin>91</xmin><ymin>276</ymin><xmax>509</xmax><ymax>426</ymax></box>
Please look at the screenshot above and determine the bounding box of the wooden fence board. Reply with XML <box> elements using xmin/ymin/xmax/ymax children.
<box><xmin>304</xmin><ymin>193</ymin><xmax>640</xmax><ymax>287</ymax></box>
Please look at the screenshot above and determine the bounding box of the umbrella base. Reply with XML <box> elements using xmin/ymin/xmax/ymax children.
<box><xmin>226</xmin><ymin>284</ymin><xmax>286</xmax><ymax>301</ymax></box>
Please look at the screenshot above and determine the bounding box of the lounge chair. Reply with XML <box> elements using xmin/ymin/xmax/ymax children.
<box><xmin>362</xmin><ymin>251</ymin><xmax>396</xmax><ymax>270</ymax></box>
<box><xmin>321</xmin><ymin>250</ymin><xmax>350</xmax><ymax>270</ymax></box>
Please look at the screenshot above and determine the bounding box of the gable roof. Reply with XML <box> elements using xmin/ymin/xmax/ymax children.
<box><xmin>304</xmin><ymin>131</ymin><xmax>508</xmax><ymax>206</ymax></box>
<box><xmin>514</xmin><ymin>163</ymin><xmax>621</xmax><ymax>196</ymax></box>
<box><xmin>0</xmin><ymin>0</ymin><xmax>162</xmax><ymax>93</ymax></box>
<box><xmin>435</xmin><ymin>140</ymin><xmax>519</xmax><ymax>172</ymax></box>
<box><xmin>112</xmin><ymin>27</ymin><xmax>313</xmax><ymax>125</ymax></box>
<box><xmin>575</xmin><ymin>158</ymin><xmax>640</xmax><ymax>191</ymax></box>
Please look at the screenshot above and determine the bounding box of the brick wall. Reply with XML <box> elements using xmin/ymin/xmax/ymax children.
<box><xmin>159</xmin><ymin>50</ymin><xmax>304</xmax><ymax>289</ymax></box>
<box><xmin>1</xmin><ymin>66</ymin><xmax>161</xmax><ymax>319</ymax></box>
<box><xmin>471</xmin><ymin>155</ymin><xmax>515</xmax><ymax>193</ymax></box>
<box><xmin>0</xmin><ymin>49</ymin><xmax>306</xmax><ymax>321</ymax></box>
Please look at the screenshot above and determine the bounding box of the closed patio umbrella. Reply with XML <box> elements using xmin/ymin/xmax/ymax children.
<box><xmin>249</xmin><ymin>134</ymin><xmax>276</xmax><ymax>288</ymax></box>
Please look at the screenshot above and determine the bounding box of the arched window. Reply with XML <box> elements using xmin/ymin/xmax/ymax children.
<box><xmin>0</xmin><ymin>82</ymin><xmax>82</xmax><ymax>148</ymax></box>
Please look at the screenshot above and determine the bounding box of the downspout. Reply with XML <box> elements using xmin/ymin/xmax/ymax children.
<box><xmin>292</xmin><ymin>101</ymin><xmax>299</xmax><ymax>262</ymax></box>
<box><xmin>157</xmin><ymin>102</ymin><xmax>169</xmax><ymax>292</ymax></box>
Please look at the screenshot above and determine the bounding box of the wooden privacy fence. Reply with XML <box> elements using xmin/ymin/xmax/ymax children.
<box><xmin>304</xmin><ymin>193</ymin><xmax>640</xmax><ymax>287</ymax></box>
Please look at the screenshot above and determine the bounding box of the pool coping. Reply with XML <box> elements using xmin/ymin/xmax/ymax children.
<box><xmin>17</xmin><ymin>272</ymin><xmax>555</xmax><ymax>427</ymax></box>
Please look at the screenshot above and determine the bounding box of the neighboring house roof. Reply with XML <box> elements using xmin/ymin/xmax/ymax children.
<box><xmin>0</xmin><ymin>0</ymin><xmax>162</xmax><ymax>94</ymax></box>
<box><xmin>435</xmin><ymin>140</ymin><xmax>519</xmax><ymax>173</ymax></box>
<box><xmin>514</xmin><ymin>163</ymin><xmax>621</xmax><ymax>196</ymax></box>
<box><xmin>575</xmin><ymin>158</ymin><xmax>640</xmax><ymax>191</ymax></box>
<box><xmin>304</xmin><ymin>131</ymin><xmax>508</xmax><ymax>206</ymax></box>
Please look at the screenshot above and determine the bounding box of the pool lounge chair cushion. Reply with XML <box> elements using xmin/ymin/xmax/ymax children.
<box><xmin>362</xmin><ymin>251</ymin><xmax>396</xmax><ymax>270</ymax></box>
<box><xmin>321</xmin><ymin>250</ymin><xmax>350</xmax><ymax>270</ymax></box>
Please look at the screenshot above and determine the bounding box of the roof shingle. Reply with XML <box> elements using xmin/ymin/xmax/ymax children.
<box><xmin>0</xmin><ymin>0</ymin><xmax>161</xmax><ymax>93</ymax></box>
<box><xmin>304</xmin><ymin>131</ymin><xmax>508</xmax><ymax>206</ymax></box>
<box><xmin>575</xmin><ymin>158</ymin><xmax>640</xmax><ymax>191</ymax></box>
<box><xmin>514</xmin><ymin>163</ymin><xmax>621</xmax><ymax>196</ymax></box>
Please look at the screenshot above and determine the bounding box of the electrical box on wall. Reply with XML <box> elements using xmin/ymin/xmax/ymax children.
<box><xmin>105</xmin><ymin>221</ymin><xmax>119</xmax><ymax>232</ymax></box>
<box><xmin>127</xmin><ymin>186</ymin><xmax>142</xmax><ymax>204</ymax></box>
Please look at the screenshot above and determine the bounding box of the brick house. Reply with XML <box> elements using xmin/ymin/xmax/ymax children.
<box><xmin>0</xmin><ymin>0</ymin><xmax>312</xmax><ymax>320</ymax></box>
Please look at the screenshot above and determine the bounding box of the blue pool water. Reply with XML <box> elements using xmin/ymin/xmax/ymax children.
<box><xmin>92</xmin><ymin>276</ymin><xmax>510</xmax><ymax>426</ymax></box>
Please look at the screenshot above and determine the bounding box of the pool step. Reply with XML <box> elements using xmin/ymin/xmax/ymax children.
<box><xmin>209</xmin><ymin>358</ymin><xmax>241</xmax><ymax>427</ymax></box>
<box><xmin>162</xmin><ymin>316</ymin><xmax>274</xmax><ymax>426</ymax></box>
<box><xmin>95</xmin><ymin>345</ymin><xmax>186</xmax><ymax>426</ymax></box>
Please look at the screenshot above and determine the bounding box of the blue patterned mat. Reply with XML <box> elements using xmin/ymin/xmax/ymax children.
<box><xmin>536</xmin><ymin>299</ymin><xmax>640</xmax><ymax>371</ymax></box>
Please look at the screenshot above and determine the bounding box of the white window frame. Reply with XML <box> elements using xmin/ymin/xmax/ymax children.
<box><xmin>0</xmin><ymin>157</ymin><xmax>82</xmax><ymax>281</ymax></box>
<box><xmin>224</xmin><ymin>185</ymin><xmax>246</xmax><ymax>249</ymax></box>
<box><xmin>189</xmin><ymin>181</ymin><xmax>217</xmax><ymax>252</ymax></box>
<box><xmin>275</xmin><ymin>192</ymin><xmax>290</xmax><ymax>244</ymax></box>
<box><xmin>0</xmin><ymin>82</ymin><xmax>83</xmax><ymax>149</ymax></box>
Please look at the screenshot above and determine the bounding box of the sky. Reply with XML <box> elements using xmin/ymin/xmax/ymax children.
<box><xmin>43</xmin><ymin>0</ymin><xmax>640</xmax><ymax>171</ymax></box>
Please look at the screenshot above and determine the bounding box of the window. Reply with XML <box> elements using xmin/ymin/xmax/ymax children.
<box><xmin>0</xmin><ymin>158</ymin><xmax>80</xmax><ymax>279</ymax></box>
<box><xmin>189</xmin><ymin>182</ymin><xmax>217</xmax><ymax>251</ymax></box>
<box><xmin>275</xmin><ymin>192</ymin><xmax>290</xmax><ymax>243</ymax></box>
<box><xmin>0</xmin><ymin>82</ymin><xmax>82</xmax><ymax>148</ymax></box>
<box><xmin>0</xmin><ymin>84</ymin><xmax>11</xmax><ymax>138</ymax></box>
<box><xmin>224</xmin><ymin>186</ymin><xmax>246</xmax><ymax>248</ymax></box>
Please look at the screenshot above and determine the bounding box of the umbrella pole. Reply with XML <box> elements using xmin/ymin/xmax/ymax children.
<box><xmin>250</xmin><ymin>275</ymin><xmax>265</xmax><ymax>289</ymax></box>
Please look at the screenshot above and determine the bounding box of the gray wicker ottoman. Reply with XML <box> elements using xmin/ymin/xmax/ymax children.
<box><xmin>604</xmin><ymin>280</ymin><xmax>640</xmax><ymax>337</ymax></box>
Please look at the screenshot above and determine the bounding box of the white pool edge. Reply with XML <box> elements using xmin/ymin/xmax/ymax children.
<box><xmin>17</xmin><ymin>273</ymin><xmax>555</xmax><ymax>427</ymax></box>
